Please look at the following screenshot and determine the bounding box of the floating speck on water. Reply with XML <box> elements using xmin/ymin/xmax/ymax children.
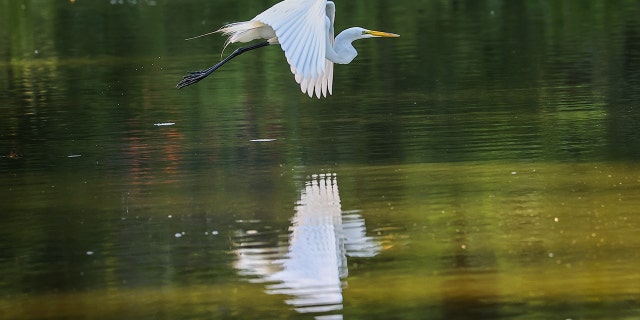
<box><xmin>174</xmin><ymin>233</ymin><xmax>182</xmax><ymax>238</ymax></box>
<box><xmin>250</xmin><ymin>138</ymin><xmax>276</xmax><ymax>142</ymax></box>
<box><xmin>167</xmin><ymin>214</ymin><xmax>172</xmax><ymax>218</ymax></box>
<box><xmin>236</xmin><ymin>219</ymin><xmax>261</xmax><ymax>223</ymax></box>
<box><xmin>211</xmin><ymin>230</ymin><xmax>219</xmax><ymax>235</ymax></box>
<box><xmin>548</xmin><ymin>252</ymin><xmax>554</xmax><ymax>258</ymax></box>
<box><xmin>86</xmin><ymin>251</ymin><xmax>94</xmax><ymax>255</ymax></box>
<box><xmin>154</xmin><ymin>122</ymin><xmax>175</xmax><ymax>127</ymax></box>
<box><xmin>67</xmin><ymin>154</ymin><xmax>82</xmax><ymax>158</ymax></box>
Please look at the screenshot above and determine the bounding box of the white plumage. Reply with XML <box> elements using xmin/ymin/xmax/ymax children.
<box><xmin>177</xmin><ymin>0</ymin><xmax>399</xmax><ymax>98</ymax></box>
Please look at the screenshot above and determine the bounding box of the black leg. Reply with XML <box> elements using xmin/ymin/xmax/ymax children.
<box><xmin>176</xmin><ymin>41</ymin><xmax>271</xmax><ymax>89</ymax></box>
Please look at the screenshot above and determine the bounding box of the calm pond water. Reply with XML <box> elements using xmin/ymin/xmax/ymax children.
<box><xmin>2</xmin><ymin>0</ymin><xmax>640</xmax><ymax>319</ymax></box>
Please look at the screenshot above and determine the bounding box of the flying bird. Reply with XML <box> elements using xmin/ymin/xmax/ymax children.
<box><xmin>176</xmin><ymin>0</ymin><xmax>399</xmax><ymax>98</ymax></box>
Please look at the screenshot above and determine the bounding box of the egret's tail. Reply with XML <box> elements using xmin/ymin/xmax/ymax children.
<box><xmin>218</xmin><ymin>21</ymin><xmax>277</xmax><ymax>53</ymax></box>
<box><xmin>185</xmin><ymin>21</ymin><xmax>277</xmax><ymax>56</ymax></box>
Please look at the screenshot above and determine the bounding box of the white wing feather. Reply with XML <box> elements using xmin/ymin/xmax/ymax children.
<box><xmin>323</xmin><ymin>1</ymin><xmax>335</xmax><ymax>96</ymax></box>
<box><xmin>253</xmin><ymin>0</ymin><xmax>335</xmax><ymax>98</ymax></box>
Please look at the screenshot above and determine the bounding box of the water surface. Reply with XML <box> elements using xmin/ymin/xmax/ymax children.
<box><xmin>1</xmin><ymin>1</ymin><xmax>640</xmax><ymax>319</ymax></box>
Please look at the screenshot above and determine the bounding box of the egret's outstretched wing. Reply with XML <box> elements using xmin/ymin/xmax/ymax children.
<box><xmin>253</xmin><ymin>0</ymin><xmax>332</xmax><ymax>98</ymax></box>
<box><xmin>323</xmin><ymin>1</ymin><xmax>335</xmax><ymax>96</ymax></box>
<box><xmin>299</xmin><ymin>1</ymin><xmax>334</xmax><ymax>97</ymax></box>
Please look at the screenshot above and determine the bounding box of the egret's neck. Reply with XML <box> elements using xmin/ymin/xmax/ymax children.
<box><xmin>326</xmin><ymin>29</ymin><xmax>359</xmax><ymax>65</ymax></box>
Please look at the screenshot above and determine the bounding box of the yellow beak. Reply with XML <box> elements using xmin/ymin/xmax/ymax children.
<box><xmin>365</xmin><ymin>30</ymin><xmax>401</xmax><ymax>38</ymax></box>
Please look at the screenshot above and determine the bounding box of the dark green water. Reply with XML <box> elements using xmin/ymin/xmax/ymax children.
<box><xmin>1</xmin><ymin>1</ymin><xmax>640</xmax><ymax>319</ymax></box>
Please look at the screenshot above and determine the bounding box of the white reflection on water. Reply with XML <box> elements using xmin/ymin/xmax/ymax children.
<box><xmin>234</xmin><ymin>173</ymin><xmax>379</xmax><ymax>318</ymax></box>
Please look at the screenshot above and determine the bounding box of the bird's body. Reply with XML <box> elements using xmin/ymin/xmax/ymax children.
<box><xmin>177</xmin><ymin>0</ymin><xmax>399</xmax><ymax>98</ymax></box>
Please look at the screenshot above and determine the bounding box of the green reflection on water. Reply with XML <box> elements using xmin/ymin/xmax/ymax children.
<box><xmin>1</xmin><ymin>162</ymin><xmax>639</xmax><ymax>319</ymax></box>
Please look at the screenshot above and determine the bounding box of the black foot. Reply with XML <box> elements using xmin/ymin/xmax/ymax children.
<box><xmin>176</xmin><ymin>70</ymin><xmax>210</xmax><ymax>89</ymax></box>
<box><xmin>176</xmin><ymin>41</ymin><xmax>271</xmax><ymax>90</ymax></box>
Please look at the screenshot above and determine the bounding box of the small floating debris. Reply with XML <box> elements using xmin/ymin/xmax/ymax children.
<box><xmin>86</xmin><ymin>251</ymin><xmax>94</xmax><ymax>255</ymax></box>
<box><xmin>67</xmin><ymin>154</ymin><xmax>82</xmax><ymax>158</ymax></box>
<box><xmin>154</xmin><ymin>122</ymin><xmax>175</xmax><ymax>126</ymax></box>
<box><xmin>250</xmin><ymin>138</ymin><xmax>276</xmax><ymax>142</ymax></box>
<box><xmin>236</xmin><ymin>219</ymin><xmax>261</xmax><ymax>223</ymax></box>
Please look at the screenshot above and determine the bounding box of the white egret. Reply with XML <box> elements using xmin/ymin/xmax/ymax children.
<box><xmin>176</xmin><ymin>0</ymin><xmax>399</xmax><ymax>98</ymax></box>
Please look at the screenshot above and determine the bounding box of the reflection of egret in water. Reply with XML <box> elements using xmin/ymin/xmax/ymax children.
<box><xmin>234</xmin><ymin>173</ymin><xmax>379</xmax><ymax>319</ymax></box>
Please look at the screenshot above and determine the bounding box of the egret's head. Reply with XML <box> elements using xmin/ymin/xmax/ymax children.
<box><xmin>340</xmin><ymin>27</ymin><xmax>400</xmax><ymax>42</ymax></box>
<box><xmin>362</xmin><ymin>29</ymin><xmax>400</xmax><ymax>39</ymax></box>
